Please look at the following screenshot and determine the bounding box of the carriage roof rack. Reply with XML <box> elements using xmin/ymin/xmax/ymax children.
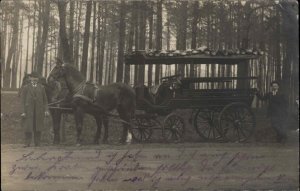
<box><xmin>125</xmin><ymin>50</ymin><xmax>260</xmax><ymax>65</ymax></box>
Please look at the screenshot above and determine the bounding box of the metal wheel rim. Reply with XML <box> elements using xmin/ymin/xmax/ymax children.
<box><xmin>131</xmin><ymin>117</ymin><xmax>154</xmax><ymax>142</ymax></box>
<box><xmin>219</xmin><ymin>103</ymin><xmax>255</xmax><ymax>142</ymax></box>
<box><xmin>194</xmin><ymin>109</ymin><xmax>223</xmax><ymax>141</ymax></box>
<box><xmin>163</xmin><ymin>114</ymin><xmax>185</xmax><ymax>142</ymax></box>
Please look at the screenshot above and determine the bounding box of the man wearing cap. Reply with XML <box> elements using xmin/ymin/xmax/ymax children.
<box><xmin>256</xmin><ymin>81</ymin><xmax>288</xmax><ymax>143</ymax></box>
<box><xmin>20</xmin><ymin>71</ymin><xmax>49</xmax><ymax>147</ymax></box>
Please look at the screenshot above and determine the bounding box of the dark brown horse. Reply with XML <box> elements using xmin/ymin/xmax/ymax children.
<box><xmin>47</xmin><ymin>61</ymin><xmax>136</xmax><ymax>145</ymax></box>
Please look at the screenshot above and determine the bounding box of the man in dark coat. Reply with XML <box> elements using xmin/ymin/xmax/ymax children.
<box><xmin>20</xmin><ymin>71</ymin><xmax>49</xmax><ymax>147</ymax></box>
<box><xmin>257</xmin><ymin>81</ymin><xmax>288</xmax><ymax>143</ymax></box>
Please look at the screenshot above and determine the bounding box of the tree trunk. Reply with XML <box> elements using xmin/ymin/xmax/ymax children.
<box><xmin>36</xmin><ymin>0</ymin><xmax>51</xmax><ymax>75</ymax></box>
<box><xmin>237</xmin><ymin>2</ymin><xmax>251</xmax><ymax>89</ymax></box>
<box><xmin>96</xmin><ymin>4</ymin><xmax>101</xmax><ymax>83</ymax></box>
<box><xmin>1</xmin><ymin>12</ymin><xmax>8</xmax><ymax>85</ymax></box>
<box><xmin>4</xmin><ymin>1</ymin><xmax>20</xmax><ymax>89</ymax></box>
<box><xmin>116</xmin><ymin>0</ymin><xmax>126</xmax><ymax>83</ymax></box>
<box><xmin>280</xmin><ymin>1</ymin><xmax>299</xmax><ymax>105</ymax></box>
<box><xmin>147</xmin><ymin>3</ymin><xmax>154</xmax><ymax>86</ymax></box>
<box><xmin>134</xmin><ymin>2</ymin><xmax>139</xmax><ymax>86</ymax></box>
<box><xmin>89</xmin><ymin>2</ymin><xmax>97</xmax><ymax>82</ymax></box>
<box><xmin>177</xmin><ymin>1</ymin><xmax>188</xmax><ymax>76</ymax></box>
<box><xmin>34</xmin><ymin>1</ymin><xmax>43</xmax><ymax>70</ymax></box>
<box><xmin>69</xmin><ymin>1</ymin><xmax>75</xmax><ymax>57</ymax></box>
<box><xmin>81</xmin><ymin>1</ymin><xmax>92</xmax><ymax>78</ymax></box>
<box><xmin>138</xmin><ymin>2</ymin><xmax>147</xmax><ymax>85</ymax></box>
<box><xmin>155</xmin><ymin>0</ymin><xmax>162</xmax><ymax>85</ymax></box>
<box><xmin>25</xmin><ymin>14</ymin><xmax>31</xmax><ymax>73</ymax></box>
<box><xmin>98</xmin><ymin>3</ymin><xmax>107</xmax><ymax>85</ymax></box>
<box><xmin>190</xmin><ymin>1</ymin><xmax>199</xmax><ymax>78</ymax></box>
<box><xmin>13</xmin><ymin>15</ymin><xmax>23</xmax><ymax>89</ymax></box>
<box><xmin>57</xmin><ymin>1</ymin><xmax>73</xmax><ymax>64</ymax></box>
<box><xmin>74</xmin><ymin>2</ymin><xmax>82</xmax><ymax>68</ymax></box>
<box><xmin>31</xmin><ymin>0</ymin><xmax>37</xmax><ymax>71</ymax></box>
<box><xmin>125</xmin><ymin>4</ymin><xmax>134</xmax><ymax>85</ymax></box>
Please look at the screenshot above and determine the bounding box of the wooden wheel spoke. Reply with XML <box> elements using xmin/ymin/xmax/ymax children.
<box><xmin>220</xmin><ymin>103</ymin><xmax>255</xmax><ymax>142</ymax></box>
<box><xmin>163</xmin><ymin>114</ymin><xmax>185</xmax><ymax>142</ymax></box>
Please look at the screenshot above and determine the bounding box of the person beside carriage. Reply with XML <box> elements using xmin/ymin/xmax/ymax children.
<box><xmin>256</xmin><ymin>81</ymin><xmax>289</xmax><ymax>143</ymax></box>
<box><xmin>20</xmin><ymin>71</ymin><xmax>50</xmax><ymax>147</ymax></box>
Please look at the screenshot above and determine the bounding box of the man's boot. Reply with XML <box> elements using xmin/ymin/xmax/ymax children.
<box><xmin>24</xmin><ymin>132</ymin><xmax>32</xmax><ymax>147</ymax></box>
<box><xmin>34</xmin><ymin>131</ymin><xmax>41</xmax><ymax>146</ymax></box>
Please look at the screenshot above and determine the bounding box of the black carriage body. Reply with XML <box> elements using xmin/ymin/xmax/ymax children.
<box><xmin>126</xmin><ymin>52</ymin><xmax>259</xmax><ymax>111</ymax></box>
<box><xmin>125</xmin><ymin>51</ymin><xmax>260</xmax><ymax>143</ymax></box>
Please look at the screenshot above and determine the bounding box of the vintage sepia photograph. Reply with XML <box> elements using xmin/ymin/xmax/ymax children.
<box><xmin>1</xmin><ymin>0</ymin><xmax>299</xmax><ymax>190</ymax></box>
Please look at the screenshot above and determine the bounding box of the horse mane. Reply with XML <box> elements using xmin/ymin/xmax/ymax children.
<box><xmin>64</xmin><ymin>64</ymin><xmax>85</xmax><ymax>82</ymax></box>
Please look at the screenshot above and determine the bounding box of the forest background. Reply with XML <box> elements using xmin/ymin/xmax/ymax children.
<box><xmin>0</xmin><ymin>0</ymin><xmax>298</xmax><ymax>109</ymax></box>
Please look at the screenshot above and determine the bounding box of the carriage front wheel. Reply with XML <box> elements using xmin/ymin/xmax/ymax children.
<box><xmin>131</xmin><ymin>115</ymin><xmax>154</xmax><ymax>142</ymax></box>
<box><xmin>219</xmin><ymin>102</ymin><xmax>255</xmax><ymax>142</ymax></box>
<box><xmin>162</xmin><ymin>114</ymin><xmax>185</xmax><ymax>143</ymax></box>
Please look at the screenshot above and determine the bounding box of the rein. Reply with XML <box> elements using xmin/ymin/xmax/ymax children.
<box><xmin>48</xmin><ymin>98</ymin><xmax>66</xmax><ymax>106</ymax></box>
<box><xmin>71</xmin><ymin>80</ymin><xmax>85</xmax><ymax>96</ymax></box>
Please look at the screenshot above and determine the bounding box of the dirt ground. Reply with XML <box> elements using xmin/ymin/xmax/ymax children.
<box><xmin>1</xmin><ymin>92</ymin><xmax>299</xmax><ymax>190</ymax></box>
<box><xmin>1</xmin><ymin>92</ymin><xmax>299</xmax><ymax>145</ymax></box>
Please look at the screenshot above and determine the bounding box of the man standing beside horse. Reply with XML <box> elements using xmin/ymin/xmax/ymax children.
<box><xmin>20</xmin><ymin>71</ymin><xmax>50</xmax><ymax>147</ymax></box>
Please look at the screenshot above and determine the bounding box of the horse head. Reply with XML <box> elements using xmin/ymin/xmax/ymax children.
<box><xmin>47</xmin><ymin>57</ymin><xmax>67</xmax><ymax>83</ymax></box>
<box><xmin>47</xmin><ymin>58</ymin><xmax>84</xmax><ymax>94</ymax></box>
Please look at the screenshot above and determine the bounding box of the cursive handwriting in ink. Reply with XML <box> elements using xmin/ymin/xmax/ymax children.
<box><xmin>87</xmin><ymin>166</ymin><xmax>118</xmax><ymax>188</ymax></box>
<box><xmin>24</xmin><ymin>171</ymin><xmax>83</xmax><ymax>180</ymax></box>
<box><xmin>9</xmin><ymin>164</ymin><xmax>39</xmax><ymax>176</ymax></box>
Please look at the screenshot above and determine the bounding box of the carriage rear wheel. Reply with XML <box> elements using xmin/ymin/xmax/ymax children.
<box><xmin>219</xmin><ymin>102</ymin><xmax>255</xmax><ymax>142</ymax></box>
<box><xmin>194</xmin><ymin>109</ymin><xmax>223</xmax><ymax>141</ymax></box>
<box><xmin>131</xmin><ymin>115</ymin><xmax>154</xmax><ymax>142</ymax></box>
<box><xmin>162</xmin><ymin>114</ymin><xmax>185</xmax><ymax>143</ymax></box>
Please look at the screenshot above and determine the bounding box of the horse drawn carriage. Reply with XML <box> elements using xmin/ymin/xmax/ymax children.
<box><xmin>125</xmin><ymin>49</ymin><xmax>261</xmax><ymax>143</ymax></box>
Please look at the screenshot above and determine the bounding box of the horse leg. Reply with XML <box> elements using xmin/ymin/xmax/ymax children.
<box><xmin>74</xmin><ymin>107</ymin><xmax>84</xmax><ymax>145</ymax></box>
<box><xmin>102</xmin><ymin>116</ymin><xmax>109</xmax><ymax>144</ymax></box>
<box><xmin>60</xmin><ymin>114</ymin><xmax>67</xmax><ymax>142</ymax></box>
<box><xmin>94</xmin><ymin>116</ymin><xmax>102</xmax><ymax>144</ymax></box>
<box><xmin>117</xmin><ymin>107</ymin><xmax>131</xmax><ymax>144</ymax></box>
<box><xmin>51</xmin><ymin>110</ymin><xmax>61</xmax><ymax>144</ymax></box>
